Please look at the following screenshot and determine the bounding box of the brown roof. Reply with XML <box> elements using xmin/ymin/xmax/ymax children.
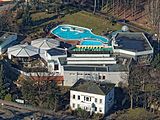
<box><xmin>31</xmin><ymin>76</ymin><xmax>64</xmax><ymax>82</ymax></box>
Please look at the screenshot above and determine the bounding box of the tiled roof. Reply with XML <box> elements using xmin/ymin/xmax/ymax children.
<box><xmin>31</xmin><ymin>76</ymin><xmax>64</xmax><ymax>82</ymax></box>
<box><xmin>71</xmin><ymin>79</ymin><xmax>115</xmax><ymax>95</ymax></box>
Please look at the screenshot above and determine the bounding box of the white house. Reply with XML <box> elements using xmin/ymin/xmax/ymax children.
<box><xmin>70</xmin><ymin>79</ymin><xmax>115</xmax><ymax>115</ymax></box>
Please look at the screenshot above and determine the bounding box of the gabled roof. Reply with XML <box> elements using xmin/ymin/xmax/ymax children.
<box><xmin>71</xmin><ymin>79</ymin><xmax>115</xmax><ymax>95</ymax></box>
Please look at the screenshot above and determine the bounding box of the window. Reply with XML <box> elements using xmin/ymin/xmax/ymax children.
<box><xmin>54</xmin><ymin>64</ymin><xmax>59</xmax><ymax>70</ymax></box>
<box><xmin>95</xmin><ymin>107</ymin><xmax>97</xmax><ymax>111</ymax></box>
<box><xmin>77</xmin><ymin>104</ymin><xmax>80</xmax><ymax>108</ymax></box>
<box><xmin>73</xmin><ymin>95</ymin><xmax>75</xmax><ymax>99</ymax></box>
<box><xmin>86</xmin><ymin>97</ymin><xmax>89</xmax><ymax>101</ymax></box>
<box><xmin>70</xmin><ymin>73</ymin><xmax>75</xmax><ymax>75</ymax></box>
<box><xmin>73</xmin><ymin>103</ymin><xmax>75</xmax><ymax>108</ymax></box>
<box><xmin>95</xmin><ymin>98</ymin><xmax>97</xmax><ymax>102</ymax></box>
<box><xmin>99</xmin><ymin>108</ymin><xmax>102</xmax><ymax>112</ymax></box>
<box><xmin>100</xmin><ymin>99</ymin><xmax>102</xmax><ymax>104</ymax></box>
<box><xmin>103</xmin><ymin>75</ymin><xmax>105</xmax><ymax>79</ymax></box>
<box><xmin>78</xmin><ymin>95</ymin><xmax>80</xmax><ymax>100</ymax></box>
<box><xmin>99</xmin><ymin>76</ymin><xmax>101</xmax><ymax>79</ymax></box>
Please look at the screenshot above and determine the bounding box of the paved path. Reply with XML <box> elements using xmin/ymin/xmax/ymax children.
<box><xmin>0</xmin><ymin>99</ymin><xmax>80</xmax><ymax>120</ymax></box>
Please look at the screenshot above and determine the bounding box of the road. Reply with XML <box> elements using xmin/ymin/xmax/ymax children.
<box><xmin>0</xmin><ymin>99</ymin><xmax>81</xmax><ymax>120</ymax></box>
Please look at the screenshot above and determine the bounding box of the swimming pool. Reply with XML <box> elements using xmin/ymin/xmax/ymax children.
<box><xmin>80</xmin><ymin>40</ymin><xmax>103</xmax><ymax>46</ymax></box>
<box><xmin>51</xmin><ymin>24</ymin><xmax>109</xmax><ymax>43</ymax></box>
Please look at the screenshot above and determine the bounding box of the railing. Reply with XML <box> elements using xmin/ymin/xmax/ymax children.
<box><xmin>68</xmin><ymin>50</ymin><xmax>111</xmax><ymax>54</ymax></box>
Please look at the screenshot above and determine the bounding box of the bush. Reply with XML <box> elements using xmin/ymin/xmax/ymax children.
<box><xmin>4</xmin><ymin>94</ymin><xmax>12</xmax><ymax>101</ymax></box>
<box><xmin>92</xmin><ymin>113</ymin><xmax>103</xmax><ymax>120</ymax></box>
<box><xmin>74</xmin><ymin>108</ymin><xmax>90</xmax><ymax>119</ymax></box>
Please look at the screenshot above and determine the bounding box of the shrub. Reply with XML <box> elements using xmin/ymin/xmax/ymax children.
<box><xmin>74</xmin><ymin>108</ymin><xmax>90</xmax><ymax>119</ymax></box>
<box><xmin>4</xmin><ymin>94</ymin><xmax>12</xmax><ymax>101</ymax></box>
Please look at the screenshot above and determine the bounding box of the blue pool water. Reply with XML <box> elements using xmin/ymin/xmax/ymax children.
<box><xmin>51</xmin><ymin>25</ymin><xmax>109</xmax><ymax>43</ymax></box>
<box><xmin>81</xmin><ymin>40</ymin><xmax>103</xmax><ymax>46</ymax></box>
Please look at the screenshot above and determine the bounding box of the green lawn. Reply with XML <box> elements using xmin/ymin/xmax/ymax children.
<box><xmin>116</xmin><ymin>108</ymin><xmax>156</xmax><ymax>120</ymax></box>
<box><xmin>31</xmin><ymin>12</ymin><xmax>55</xmax><ymax>21</ymax></box>
<box><xmin>30</xmin><ymin>11</ymin><xmax>122</xmax><ymax>35</ymax></box>
<box><xmin>60</xmin><ymin>11</ymin><xmax>122</xmax><ymax>34</ymax></box>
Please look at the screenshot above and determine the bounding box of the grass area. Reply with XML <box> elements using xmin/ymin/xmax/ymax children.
<box><xmin>60</xmin><ymin>11</ymin><xmax>122</xmax><ymax>34</ymax></box>
<box><xmin>30</xmin><ymin>11</ymin><xmax>122</xmax><ymax>35</ymax></box>
<box><xmin>116</xmin><ymin>108</ymin><xmax>156</xmax><ymax>120</ymax></box>
<box><xmin>31</xmin><ymin>12</ymin><xmax>55</xmax><ymax>21</ymax></box>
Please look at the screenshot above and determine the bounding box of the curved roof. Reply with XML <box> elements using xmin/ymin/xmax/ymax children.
<box><xmin>8</xmin><ymin>44</ymin><xmax>39</xmax><ymax>57</ymax></box>
<box><xmin>31</xmin><ymin>38</ymin><xmax>59</xmax><ymax>50</ymax></box>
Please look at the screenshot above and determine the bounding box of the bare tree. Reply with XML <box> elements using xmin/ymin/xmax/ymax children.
<box><xmin>145</xmin><ymin>0</ymin><xmax>160</xmax><ymax>28</ymax></box>
<box><xmin>93</xmin><ymin>0</ymin><xmax>97</xmax><ymax>14</ymax></box>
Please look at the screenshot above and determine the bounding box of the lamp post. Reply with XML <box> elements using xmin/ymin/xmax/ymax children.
<box><xmin>155</xmin><ymin>34</ymin><xmax>159</xmax><ymax>51</ymax></box>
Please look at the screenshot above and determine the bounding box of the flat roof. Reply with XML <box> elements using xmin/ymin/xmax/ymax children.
<box><xmin>114</xmin><ymin>32</ymin><xmax>152</xmax><ymax>52</ymax></box>
<box><xmin>0</xmin><ymin>32</ymin><xmax>16</xmax><ymax>45</ymax></box>
<box><xmin>63</xmin><ymin>64</ymin><xmax>128</xmax><ymax>72</ymax></box>
<box><xmin>47</xmin><ymin>48</ymin><xmax>66</xmax><ymax>56</ymax></box>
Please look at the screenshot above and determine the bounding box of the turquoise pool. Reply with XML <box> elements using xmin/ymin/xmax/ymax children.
<box><xmin>80</xmin><ymin>40</ymin><xmax>103</xmax><ymax>46</ymax></box>
<box><xmin>51</xmin><ymin>25</ymin><xmax>109</xmax><ymax>43</ymax></box>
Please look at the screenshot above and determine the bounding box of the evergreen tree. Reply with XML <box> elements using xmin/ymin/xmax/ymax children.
<box><xmin>151</xmin><ymin>53</ymin><xmax>160</xmax><ymax>69</ymax></box>
<box><xmin>0</xmin><ymin>63</ymin><xmax>7</xmax><ymax>99</ymax></box>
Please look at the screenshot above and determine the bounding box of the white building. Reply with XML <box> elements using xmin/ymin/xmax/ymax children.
<box><xmin>70</xmin><ymin>79</ymin><xmax>115</xmax><ymax>115</ymax></box>
<box><xmin>63</xmin><ymin>59</ymin><xmax>129</xmax><ymax>87</ymax></box>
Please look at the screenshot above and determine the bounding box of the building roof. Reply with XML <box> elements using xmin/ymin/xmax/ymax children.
<box><xmin>31</xmin><ymin>38</ymin><xmax>59</xmax><ymax>50</ymax></box>
<box><xmin>47</xmin><ymin>48</ymin><xmax>66</xmax><ymax>56</ymax></box>
<box><xmin>114</xmin><ymin>32</ymin><xmax>152</xmax><ymax>52</ymax></box>
<box><xmin>0</xmin><ymin>32</ymin><xmax>17</xmax><ymax>45</ymax></box>
<box><xmin>71</xmin><ymin>79</ymin><xmax>115</xmax><ymax>95</ymax></box>
<box><xmin>63</xmin><ymin>63</ymin><xmax>128</xmax><ymax>72</ymax></box>
<box><xmin>8</xmin><ymin>44</ymin><xmax>39</xmax><ymax>57</ymax></box>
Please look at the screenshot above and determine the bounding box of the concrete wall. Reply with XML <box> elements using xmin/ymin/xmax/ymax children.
<box><xmin>64</xmin><ymin>71</ymin><xmax>128</xmax><ymax>86</ymax></box>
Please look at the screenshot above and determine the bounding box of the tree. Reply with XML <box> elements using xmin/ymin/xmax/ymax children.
<box><xmin>93</xmin><ymin>0</ymin><xmax>97</xmax><ymax>14</ymax></box>
<box><xmin>0</xmin><ymin>63</ymin><xmax>7</xmax><ymax>99</ymax></box>
<box><xmin>151</xmin><ymin>53</ymin><xmax>160</xmax><ymax>69</ymax></box>
<box><xmin>21</xmin><ymin>79</ymin><xmax>60</xmax><ymax>110</ymax></box>
<box><xmin>122</xmin><ymin>65</ymin><xmax>152</xmax><ymax>109</ymax></box>
<box><xmin>22</xmin><ymin>2</ymin><xmax>32</xmax><ymax>27</ymax></box>
<box><xmin>146</xmin><ymin>0</ymin><xmax>160</xmax><ymax>27</ymax></box>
